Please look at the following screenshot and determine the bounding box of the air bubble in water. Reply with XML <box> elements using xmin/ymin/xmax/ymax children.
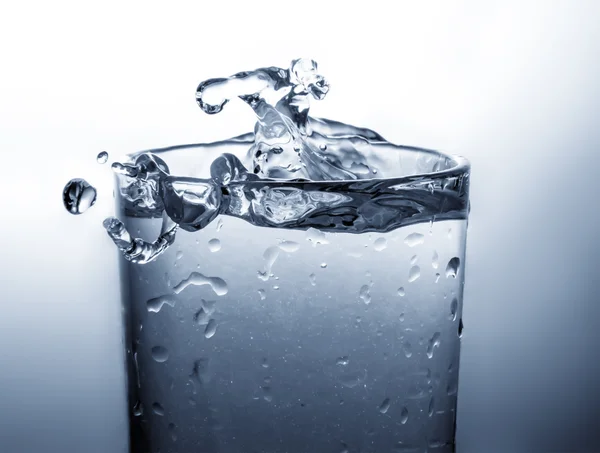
<box><xmin>408</xmin><ymin>266</ymin><xmax>421</xmax><ymax>283</ymax></box>
<box><xmin>446</xmin><ymin>257</ymin><xmax>460</xmax><ymax>278</ymax></box>
<box><xmin>432</xmin><ymin>250</ymin><xmax>439</xmax><ymax>269</ymax></box>
<box><xmin>373</xmin><ymin>237</ymin><xmax>387</xmax><ymax>251</ymax></box>
<box><xmin>204</xmin><ymin>319</ymin><xmax>217</xmax><ymax>339</ymax></box>
<box><xmin>450</xmin><ymin>297</ymin><xmax>458</xmax><ymax>320</ymax></box>
<box><xmin>208</xmin><ymin>238</ymin><xmax>221</xmax><ymax>252</ymax></box>
<box><xmin>309</xmin><ymin>273</ymin><xmax>316</xmax><ymax>286</ymax></box>
<box><xmin>147</xmin><ymin>295</ymin><xmax>176</xmax><ymax>313</ymax></box>
<box><xmin>400</xmin><ymin>407</ymin><xmax>409</xmax><ymax>424</ymax></box>
<box><xmin>426</xmin><ymin>332</ymin><xmax>441</xmax><ymax>358</ymax></box>
<box><xmin>397</xmin><ymin>287</ymin><xmax>405</xmax><ymax>296</ymax></box>
<box><xmin>152</xmin><ymin>402</ymin><xmax>165</xmax><ymax>416</ymax></box>
<box><xmin>379</xmin><ymin>397</ymin><xmax>391</xmax><ymax>414</ymax></box>
<box><xmin>404</xmin><ymin>232</ymin><xmax>424</xmax><ymax>247</ymax></box>
<box><xmin>151</xmin><ymin>346</ymin><xmax>169</xmax><ymax>362</ymax></box>
<box><xmin>359</xmin><ymin>284</ymin><xmax>371</xmax><ymax>305</ymax></box>
<box><xmin>62</xmin><ymin>178</ymin><xmax>97</xmax><ymax>215</ymax></box>
<box><xmin>96</xmin><ymin>151</ymin><xmax>109</xmax><ymax>164</ymax></box>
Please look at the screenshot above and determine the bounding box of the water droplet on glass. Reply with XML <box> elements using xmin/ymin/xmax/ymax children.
<box><xmin>379</xmin><ymin>397</ymin><xmax>391</xmax><ymax>414</ymax></box>
<box><xmin>403</xmin><ymin>341</ymin><xmax>412</xmax><ymax>358</ymax></box>
<box><xmin>428</xmin><ymin>397</ymin><xmax>435</xmax><ymax>417</ymax></box>
<box><xmin>321</xmin><ymin>263</ymin><xmax>327</xmax><ymax>268</ymax></box>
<box><xmin>450</xmin><ymin>297</ymin><xmax>458</xmax><ymax>320</ymax></box>
<box><xmin>373</xmin><ymin>237</ymin><xmax>387</xmax><ymax>251</ymax></box>
<box><xmin>96</xmin><ymin>151</ymin><xmax>109</xmax><ymax>164</ymax></box>
<box><xmin>404</xmin><ymin>232</ymin><xmax>424</xmax><ymax>247</ymax></box>
<box><xmin>151</xmin><ymin>346</ymin><xmax>169</xmax><ymax>363</ymax></box>
<box><xmin>204</xmin><ymin>319</ymin><xmax>217</xmax><ymax>339</ymax></box>
<box><xmin>262</xmin><ymin>386</ymin><xmax>273</xmax><ymax>402</ymax></box>
<box><xmin>216</xmin><ymin>218</ymin><xmax>223</xmax><ymax>231</ymax></box>
<box><xmin>426</xmin><ymin>332</ymin><xmax>441</xmax><ymax>358</ymax></box>
<box><xmin>262</xmin><ymin>358</ymin><xmax>269</xmax><ymax>368</ymax></box>
<box><xmin>359</xmin><ymin>284</ymin><xmax>371</xmax><ymax>305</ymax></box>
<box><xmin>147</xmin><ymin>295</ymin><xmax>176</xmax><ymax>313</ymax></box>
<box><xmin>336</xmin><ymin>356</ymin><xmax>349</xmax><ymax>366</ymax></box>
<box><xmin>432</xmin><ymin>250</ymin><xmax>439</xmax><ymax>269</ymax></box>
<box><xmin>258</xmin><ymin>289</ymin><xmax>266</xmax><ymax>300</ymax></box>
<box><xmin>408</xmin><ymin>266</ymin><xmax>421</xmax><ymax>283</ymax></box>
<box><xmin>435</xmin><ymin>273</ymin><xmax>440</xmax><ymax>283</ymax></box>
<box><xmin>399</xmin><ymin>312</ymin><xmax>405</xmax><ymax>322</ymax></box>
<box><xmin>190</xmin><ymin>358</ymin><xmax>211</xmax><ymax>385</ymax></box>
<box><xmin>278</xmin><ymin>240</ymin><xmax>299</xmax><ymax>252</ymax></box>
<box><xmin>273</xmin><ymin>285</ymin><xmax>280</xmax><ymax>290</ymax></box>
<box><xmin>208</xmin><ymin>238</ymin><xmax>221</xmax><ymax>252</ymax></box>
<box><xmin>168</xmin><ymin>423</ymin><xmax>177</xmax><ymax>442</ymax></box>
<box><xmin>319</xmin><ymin>143</ymin><xmax>328</xmax><ymax>151</ymax></box>
<box><xmin>446</xmin><ymin>257</ymin><xmax>460</xmax><ymax>278</ymax></box>
<box><xmin>397</xmin><ymin>287</ymin><xmax>405</xmax><ymax>297</ymax></box>
<box><xmin>309</xmin><ymin>273</ymin><xmax>316</xmax><ymax>286</ymax></box>
<box><xmin>62</xmin><ymin>178</ymin><xmax>97</xmax><ymax>215</ymax></box>
<box><xmin>173</xmin><ymin>272</ymin><xmax>228</xmax><ymax>296</ymax></box>
<box><xmin>410</xmin><ymin>255</ymin><xmax>418</xmax><ymax>265</ymax></box>
<box><xmin>458</xmin><ymin>318</ymin><xmax>464</xmax><ymax>337</ymax></box>
<box><xmin>176</xmin><ymin>250</ymin><xmax>183</xmax><ymax>260</ymax></box>
<box><xmin>152</xmin><ymin>402</ymin><xmax>165</xmax><ymax>416</ymax></box>
<box><xmin>447</xmin><ymin>228</ymin><xmax>452</xmax><ymax>239</ymax></box>
<box><xmin>400</xmin><ymin>407</ymin><xmax>409</xmax><ymax>424</ymax></box>
<box><xmin>133</xmin><ymin>401</ymin><xmax>143</xmax><ymax>416</ymax></box>
<box><xmin>306</xmin><ymin>228</ymin><xmax>329</xmax><ymax>246</ymax></box>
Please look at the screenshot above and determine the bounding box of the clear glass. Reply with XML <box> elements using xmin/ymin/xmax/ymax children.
<box><xmin>117</xmin><ymin>141</ymin><xmax>470</xmax><ymax>453</ymax></box>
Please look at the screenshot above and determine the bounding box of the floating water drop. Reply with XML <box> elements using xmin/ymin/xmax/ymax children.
<box><xmin>62</xmin><ymin>178</ymin><xmax>97</xmax><ymax>215</ymax></box>
<box><xmin>133</xmin><ymin>401</ymin><xmax>143</xmax><ymax>416</ymax></box>
<box><xmin>152</xmin><ymin>402</ymin><xmax>165</xmax><ymax>416</ymax></box>
<box><xmin>278</xmin><ymin>240</ymin><xmax>299</xmax><ymax>252</ymax></box>
<box><xmin>432</xmin><ymin>250</ymin><xmax>439</xmax><ymax>269</ymax></box>
<box><xmin>404</xmin><ymin>232</ymin><xmax>424</xmax><ymax>247</ymax></box>
<box><xmin>173</xmin><ymin>272</ymin><xmax>228</xmax><ymax>296</ymax></box>
<box><xmin>204</xmin><ymin>319</ymin><xmax>217</xmax><ymax>339</ymax></box>
<box><xmin>151</xmin><ymin>346</ymin><xmax>169</xmax><ymax>363</ymax></box>
<box><xmin>258</xmin><ymin>289</ymin><xmax>266</xmax><ymax>300</ymax></box>
<box><xmin>446</xmin><ymin>257</ymin><xmax>460</xmax><ymax>278</ymax></box>
<box><xmin>400</xmin><ymin>407</ymin><xmax>409</xmax><ymax>424</ymax></box>
<box><xmin>208</xmin><ymin>238</ymin><xmax>221</xmax><ymax>252</ymax></box>
<box><xmin>306</xmin><ymin>227</ymin><xmax>329</xmax><ymax>246</ymax></box>
<box><xmin>428</xmin><ymin>397</ymin><xmax>435</xmax><ymax>417</ymax></box>
<box><xmin>336</xmin><ymin>356</ymin><xmax>349</xmax><ymax>366</ymax></box>
<box><xmin>96</xmin><ymin>151</ymin><xmax>109</xmax><ymax>164</ymax></box>
<box><xmin>403</xmin><ymin>341</ymin><xmax>412</xmax><ymax>358</ymax></box>
<box><xmin>379</xmin><ymin>397</ymin><xmax>391</xmax><ymax>414</ymax></box>
<box><xmin>309</xmin><ymin>273</ymin><xmax>316</xmax><ymax>286</ymax></box>
<box><xmin>373</xmin><ymin>237</ymin><xmax>387</xmax><ymax>251</ymax></box>
<box><xmin>359</xmin><ymin>284</ymin><xmax>371</xmax><ymax>305</ymax></box>
<box><xmin>408</xmin><ymin>266</ymin><xmax>421</xmax><ymax>283</ymax></box>
<box><xmin>320</xmin><ymin>262</ymin><xmax>327</xmax><ymax>268</ymax></box>
<box><xmin>426</xmin><ymin>332</ymin><xmax>441</xmax><ymax>358</ymax></box>
<box><xmin>147</xmin><ymin>295</ymin><xmax>176</xmax><ymax>313</ymax></box>
<box><xmin>450</xmin><ymin>297</ymin><xmax>458</xmax><ymax>320</ymax></box>
<box><xmin>397</xmin><ymin>287</ymin><xmax>405</xmax><ymax>297</ymax></box>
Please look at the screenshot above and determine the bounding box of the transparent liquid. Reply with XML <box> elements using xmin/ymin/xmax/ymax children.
<box><xmin>123</xmin><ymin>215</ymin><xmax>466</xmax><ymax>453</ymax></box>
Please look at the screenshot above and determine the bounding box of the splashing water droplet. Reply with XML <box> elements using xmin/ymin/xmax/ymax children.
<box><xmin>432</xmin><ymin>250</ymin><xmax>439</xmax><ymax>269</ymax></box>
<box><xmin>173</xmin><ymin>272</ymin><xmax>228</xmax><ymax>296</ymax></box>
<box><xmin>152</xmin><ymin>402</ymin><xmax>165</xmax><ymax>416</ymax></box>
<box><xmin>426</xmin><ymin>332</ymin><xmax>441</xmax><ymax>358</ymax></box>
<box><xmin>278</xmin><ymin>240</ymin><xmax>300</xmax><ymax>252</ymax></box>
<box><xmin>309</xmin><ymin>273</ymin><xmax>316</xmax><ymax>286</ymax></box>
<box><xmin>397</xmin><ymin>287</ymin><xmax>405</xmax><ymax>297</ymax></box>
<box><xmin>359</xmin><ymin>284</ymin><xmax>371</xmax><ymax>305</ymax></box>
<box><xmin>403</xmin><ymin>341</ymin><xmax>412</xmax><ymax>358</ymax></box>
<box><xmin>450</xmin><ymin>297</ymin><xmax>458</xmax><ymax>320</ymax></box>
<box><xmin>379</xmin><ymin>397</ymin><xmax>391</xmax><ymax>414</ymax></box>
<box><xmin>400</xmin><ymin>407</ymin><xmax>409</xmax><ymax>424</ymax></box>
<box><xmin>336</xmin><ymin>356</ymin><xmax>349</xmax><ymax>366</ymax></box>
<box><xmin>62</xmin><ymin>178</ymin><xmax>97</xmax><ymax>215</ymax></box>
<box><xmin>306</xmin><ymin>228</ymin><xmax>329</xmax><ymax>246</ymax></box>
<box><xmin>204</xmin><ymin>319</ymin><xmax>218</xmax><ymax>339</ymax></box>
<box><xmin>96</xmin><ymin>151</ymin><xmax>109</xmax><ymax>164</ymax></box>
<box><xmin>404</xmin><ymin>232</ymin><xmax>424</xmax><ymax>247</ymax></box>
<box><xmin>373</xmin><ymin>237</ymin><xmax>387</xmax><ymax>251</ymax></box>
<box><xmin>258</xmin><ymin>289</ymin><xmax>266</xmax><ymax>300</ymax></box>
<box><xmin>208</xmin><ymin>238</ymin><xmax>221</xmax><ymax>252</ymax></box>
<box><xmin>408</xmin><ymin>266</ymin><xmax>421</xmax><ymax>283</ymax></box>
<box><xmin>446</xmin><ymin>257</ymin><xmax>460</xmax><ymax>278</ymax></box>
<box><xmin>147</xmin><ymin>295</ymin><xmax>176</xmax><ymax>313</ymax></box>
<box><xmin>320</xmin><ymin>262</ymin><xmax>327</xmax><ymax>268</ymax></box>
<box><xmin>151</xmin><ymin>346</ymin><xmax>169</xmax><ymax>362</ymax></box>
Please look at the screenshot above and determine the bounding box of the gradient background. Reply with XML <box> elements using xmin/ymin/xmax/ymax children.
<box><xmin>1</xmin><ymin>1</ymin><xmax>599</xmax><ymax>452</ymax></box>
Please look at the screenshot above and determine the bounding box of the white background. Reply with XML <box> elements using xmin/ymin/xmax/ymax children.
<box><xmin>1</xmin><ymin>1</ymin><xmax>599</xmax><ymax>452</ymax></box>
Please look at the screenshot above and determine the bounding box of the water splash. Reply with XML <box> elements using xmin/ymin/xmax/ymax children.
<box><xmin>63</xmin><ymin>178</ymin><xmax>97</xmax><ymax>215</ymax></box>
<box><xmin>97</xmin><ymin>151</ymin><xmax>109</xmax><ymax>164</ymax></box>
